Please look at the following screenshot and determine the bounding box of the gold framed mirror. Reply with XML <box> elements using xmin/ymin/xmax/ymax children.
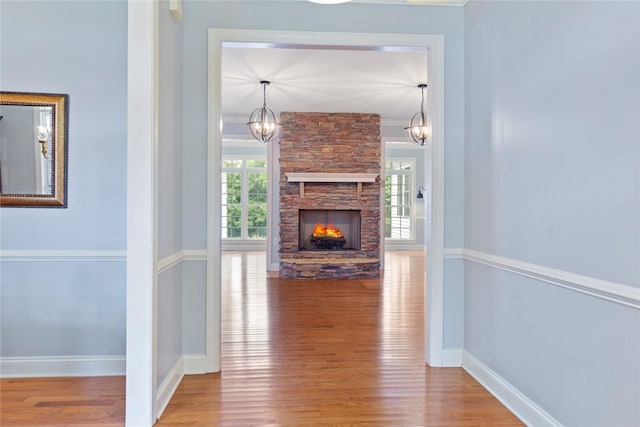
<box><xmin>0</xmin><ymin>91</ymin><xmax>68</xmax><ymax>207</ymax></box>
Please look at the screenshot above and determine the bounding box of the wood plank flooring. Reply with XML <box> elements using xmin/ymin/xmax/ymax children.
<box><xmin>157</xmin><ymin>251</ymin><xmax>522</xmax><ymax>426</ymax></box>
<box><xmin>0</xmin><ymin>251</ymin><xmax>523</xmax><ymax>426</ymax></box>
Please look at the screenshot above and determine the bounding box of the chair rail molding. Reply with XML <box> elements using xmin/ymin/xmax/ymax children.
<box><xmin>0</xmin><ymin>249</ymin><xmax>126</xmax><ymax>262</ymax></box>
<box><xmin>462</xmin><ymin>248</ymin><xmax>640</xmax><ymax>309</ymax></box>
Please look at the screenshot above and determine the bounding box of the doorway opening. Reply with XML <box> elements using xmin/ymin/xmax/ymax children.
<box><xmin>208</xmin><ymin>29</ymin><xmax>446</xmax><ymax>370</ymax></box>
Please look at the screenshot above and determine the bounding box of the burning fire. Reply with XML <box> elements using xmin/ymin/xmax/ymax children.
<box><xmin>312</xmin><ymin>223</ymin><xmax>344</xmax><ymax>238</ymax></box>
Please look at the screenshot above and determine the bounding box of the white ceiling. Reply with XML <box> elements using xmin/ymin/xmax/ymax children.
<box><xmin>219</xmin><ymin>0</ymin><xmax>466</xmax><ymax>132</ymax></box>
<box><xmin>222</xmin><ymin>44</ymin><xmax>430</xmax><ymax>127</ymax></box>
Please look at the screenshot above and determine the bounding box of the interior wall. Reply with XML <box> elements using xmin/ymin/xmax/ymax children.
<box><xmin>464</xmin><ymin>2</ymin><xmax>640</xmax><ymax>425</ymax></box>
<box><xmin>157</xmin><ymin>0</ymin><xmax>185</xmax><ymax>395</ymax></box>
<box><xmin>0</xmin><ymin>0</ymin><xmax>127</xmax><ymax>375</ymax></box>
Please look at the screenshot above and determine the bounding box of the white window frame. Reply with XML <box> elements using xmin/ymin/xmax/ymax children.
<box><xmin>384</xmin><ymin>157</ymin><xmax>417</xmax><ymax>242</ymax></box>
<box><xmin>221</xmin><ymin>155</ymin><xmax>268</xmax><ymax>243</ymax></box>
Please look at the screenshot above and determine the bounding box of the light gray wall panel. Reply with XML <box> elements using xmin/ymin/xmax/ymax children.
<box><xmin>0</xmin><ymin>0</ymin><xmax>127</xmax><ymax>250</ymax></box>
<box><xmin>465</xmin><ymin>262</ymin><xmax>640</xmax><ymax>426</ymax></box>
<box><xmin>464</xmin><ymin>1</ymin><xmax>640</xmax><ymax>286</ymax></box>
<box><xmin>156</xmin><ymin>0</ymin><xmax>185</xmax><ymax>389</ymax></box>
<box><xmin>464</xmin><ymin>2</ymin><xmax>640</xmax><ymax>425</ymax></box>
<box><xmin>0</xmin><ymin>261</ymin><xmax>126</xmax><ymax>357</ymax></box>
<box><xmin>443</xmin><ymin>257</ymin><xmax>464</xmax><ymax>349</ymax></box>
<box><xmin>157</xmin><ymin>265</ymin><xmax>183</xmax><ymax>386</ymax></box>
<box><xmin>182</xmin><ymin>260</ymin><xmax>206</xmax><ymax>354</ymax></box>
<box><xmin>0</xmin><ymin>0</ymin><xmax>127</xmax><ymax>364</ymax></box>
<box><xmin>158</xmin><ymin>0</ymin><xmax>184</xmax><ymax>261</ymax></box>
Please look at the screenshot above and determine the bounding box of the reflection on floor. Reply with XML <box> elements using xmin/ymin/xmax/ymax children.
<box><xmin>156</xmin><ymin>250</ymin><xmax>522</xmax><ymax>426</ymax></box>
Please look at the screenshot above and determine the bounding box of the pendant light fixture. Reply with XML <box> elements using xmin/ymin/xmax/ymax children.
<box><xmin>247</xmin><ymin>80</ymin><xmax>280</xmax><ymax>143</ymax></box>
<box><xmin>405</xmin><ymin>83</ymin><xmax>429</xmax><ymax>146</ymax></box>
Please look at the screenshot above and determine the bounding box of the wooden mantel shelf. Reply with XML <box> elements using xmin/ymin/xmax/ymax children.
<box><xmin>285</xmin><ymin>173</ymin><xmax>378</xmax><ymax>183</ymax></box>
<box><xmin>285</xmin><ymin>173</ymin><xmax>379</xmax><ymax>198</ymax></box>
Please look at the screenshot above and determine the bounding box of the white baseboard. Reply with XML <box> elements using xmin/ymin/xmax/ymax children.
<box><xmin>155</xmin><ymin>357</ymin><xmax>184</xmax><ymax>421</ymax></box>
<box><xmin>440</xmin><ymin>348</ymin><xmax>463</xmax><ymax>367</ymax></box>
<box><xmin>462</xmin><ymin>351</ymin><xmax>562</xmax><ymax>427</ymax></box>
<box><xmin>183</xmin><ymin>353</ymin><xmax>210</xmax><ymax>374</ymax></box>
<box><xmin>0</xmin><ymin>355</ymin><xmax>125</xmax><ymax>378</ymax></box>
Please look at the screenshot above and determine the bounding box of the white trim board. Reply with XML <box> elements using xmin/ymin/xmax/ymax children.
<box><xmin>462</xmin><ymin>248</ymin><xmax>640</xmax><ymax>310</ymax></box>
<box><xmin>183</xmin><ymin>354</ymin><xmax>209</xmax><ymax>374</ymax></box>
<box><xmin>0</xmin><ymin>249</ymin><xmax>126</xmax><ymax>262</ymax></box>
<box><xmin>209</xmin><ymin>29</ymin><xmax>446</xmax><ymax>369</ymax></box>
<box><xmin>157</xmin><ymin>250</ymin><xmax>207</xmax><ymax>274</ymax></box>
<box><xmin>462</xmin><ymin>351</ymin><xmax>562</xmax><ymax>427</ymax></box>
<box><xmin>0</xmin><ymin>355</ymin><xmax>125</xmax><ymax>378</ymax></box>
<box><xmin>155</xmin><ymin>357</ymin><xmax>184</xmax><ymax>422</ymax></box>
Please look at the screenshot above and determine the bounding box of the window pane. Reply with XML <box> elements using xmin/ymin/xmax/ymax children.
<box><xmin>384</xmin><ymin>206</ymin><xmax>392</xmax><ymax>238</ymax></box>
<box><xmin>222</xmin><ymin>172</ymin><xmax>242</xmax><ymax>204</ymax></box>
<box><xmin>222</xmin><ymin>205</ymin><xmax>242</xmax><ymax>238</ymax></box>
<box><xmin>247</xmin><ymin>159</ymin><xmax>266</xmax><ymax>168</ymax></box>
<box><xmin>248</xmin><ymin>172</ymin><xmax>267</xmax><ymax>203</ymax></box>
<box><xmin>222</xmin><ymin>159</ymin><xmax>243</xmax><ymax>168</ymax></box>
<box><xmin>247</xmin><ymin>205</ymin><xmax>267</xmax><ymax>238</ymax></box>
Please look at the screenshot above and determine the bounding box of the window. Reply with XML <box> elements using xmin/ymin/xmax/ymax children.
<box><xmin>384</xmin><ymin>159</ymin><xmax>415</xmax><ymax>240</ymax></box>
<box><xmin>222</xmin><ymin>158</ymin><xmax>267</xmax><ymax>240</ymax></box>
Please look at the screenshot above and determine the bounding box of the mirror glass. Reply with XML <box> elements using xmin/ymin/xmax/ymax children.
<box><xmin>0</xmin><ymin>92</ymin><xmax>68</xmax><ymax>207</ymax></box>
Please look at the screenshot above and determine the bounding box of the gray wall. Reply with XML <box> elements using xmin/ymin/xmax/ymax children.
<box><xmin>157</xmin><ymin>0</ymin><xmax>185</xmax><ymax>388</ymax></box>
<box><xmin>0</xmin><ymin>1</ymin><xmax>127</xmax><ymax>362</ymax></box>
<box><xmin>464</xmin><ymin>2</ymin><xmax>640</xmax><ymax>425</ymax></box>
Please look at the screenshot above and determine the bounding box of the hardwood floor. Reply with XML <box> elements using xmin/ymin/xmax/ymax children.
<box><xmin>0</xmin><ymin>251</ymin><xmax>523</xmax><ymax>426</ymax></box>
<box><xmin>0</xmin><ymin>375</ymin><xmax>125</xmax><ymax>426</ymax></box>
<box><xmin>157</xmin><ymin>251</ymin><xmax>521</xmax><ymax>426</ymax></box>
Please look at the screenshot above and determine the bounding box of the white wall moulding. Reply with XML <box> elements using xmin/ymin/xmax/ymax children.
<box><xmin>155</xmin><ymin>357</ymin><xmax>184</xmax><ymax>421</ymax></box>
<box><xmin>462</xmin><ymin>249</ymin><xmax>640</xmax><ymax>310</ymax></box>
<box><xmin>0</xmin><ymin>355</ymin><xmax>126</xmax><ymax>378</ymax></box>
<box><xmin>0</xmin><ymin>250</ymin><xmax>126</xmax><ymax>262</ymax></box>
<box><xmin>462</xmin><ymin>351</ymin><xmax>562</xmax><ymax>427</ymax></box>
<box><xmin>183</xmin><ymin>354</ymin><xmax>209</xmax><ymax>374</ymax></box>
<box><xmin>157</xmin><ymin>250</ymin><xmax>207</xmax><ymax>274</ymax></box>
<box><xmin>441</xmin><ymin>348</ymin><xmax>463</xmax><ymax>367</ymax></box>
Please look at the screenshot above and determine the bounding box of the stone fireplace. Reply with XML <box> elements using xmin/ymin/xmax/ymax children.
<box><xmin>279</xmin><ymin>112</ymin><xmax>381</xmax><ymax>279</ymax></box>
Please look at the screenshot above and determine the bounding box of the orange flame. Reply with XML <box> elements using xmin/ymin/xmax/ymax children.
<box><xmin>312</xmin><ymin>223</ymin><xmax>343</xmax><ymax>238</ymax></box>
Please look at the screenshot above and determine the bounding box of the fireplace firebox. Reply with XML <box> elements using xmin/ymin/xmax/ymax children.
<box><xmin>299</xmin><ymin>209</ymin><xmax>361</xmax><ymax>251</ymax></box>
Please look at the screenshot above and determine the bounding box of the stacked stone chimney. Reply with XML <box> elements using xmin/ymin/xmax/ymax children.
<box><xmin>279</xmin><ymin>112</ymin><xmax>381</xmax><ymax>279</ymax></box>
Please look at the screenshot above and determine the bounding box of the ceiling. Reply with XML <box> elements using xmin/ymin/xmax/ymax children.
<box><xmin>218</xmin><ymin>0</ymin><xmax>465</xmax><ymax>131</ymax></box>
<box><xmin>221</xmin><ymin>44</ymin><xmax>430</xmax><ymax>128</ymax></box>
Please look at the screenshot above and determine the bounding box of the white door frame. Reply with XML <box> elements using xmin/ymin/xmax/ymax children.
<box><xmin>126</xmin><ymin>1</ymin><xmax>159</xmax><ymax>425</ymax></box>
<box><xmin>206</xmin><ymin>29</ymin><xmax>446</xmax><ymax>369</ymax></box>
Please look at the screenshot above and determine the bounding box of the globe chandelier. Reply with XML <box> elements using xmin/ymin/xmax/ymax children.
<box><xmin>405</xmin><ymin>83</ymin><xmax>429</xmax><ymax>146</ymax></box>
<box><xmin>247</xmin><ymin>80</ymin><xmax>281</xmax><ymax>143</ymax></box>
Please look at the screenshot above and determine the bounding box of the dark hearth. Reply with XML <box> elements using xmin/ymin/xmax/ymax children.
<box><xmin>310</xmin><ymin>236</ymin><xmax>346</xmax><ymax>250</ymax></box>
<box><xmin>298</xmin><ymin>210</ymin><xmax>361</xmax><ymax>251</ymax></box>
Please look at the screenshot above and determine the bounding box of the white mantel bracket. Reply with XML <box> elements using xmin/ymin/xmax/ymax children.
<box><xmin>285</xmin><ymin>172</ymin><xmax>379</xmax><ymax>198</ymax></box>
